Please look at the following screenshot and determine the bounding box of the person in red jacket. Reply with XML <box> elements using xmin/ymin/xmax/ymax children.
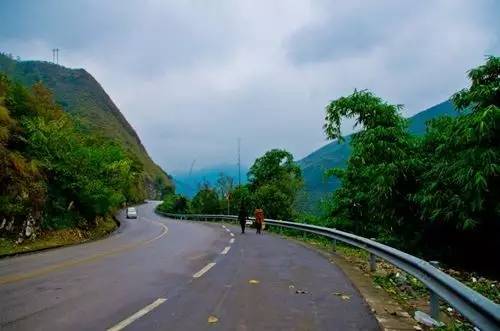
<box><xmin>254</xmin><ymin>208</ymin><xmax>264</xmax><ymax>234</ymax></box>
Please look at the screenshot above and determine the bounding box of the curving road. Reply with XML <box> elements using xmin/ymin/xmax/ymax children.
<box><xmin>0</xmin><ymin>202</ymin><xmax>378</xmax><ymax>330</ymax></box>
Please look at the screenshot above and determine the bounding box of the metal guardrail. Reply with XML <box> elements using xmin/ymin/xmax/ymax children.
<box><xmin>156</xmin><ymin>211</ymin><xmax>500</xmax><ymax>330</ymax></box>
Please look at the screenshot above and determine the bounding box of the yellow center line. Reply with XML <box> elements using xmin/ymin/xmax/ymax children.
<box><xmin>0</xmin><ymin>221</ymin><xmax>168</xmax><ymax>286</ymax></box>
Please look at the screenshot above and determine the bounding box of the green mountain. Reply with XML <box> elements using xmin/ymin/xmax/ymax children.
<box><xmin>0</xmin><ymin>53</ymin><xmax>171</xmax><ymax>196</ymax></box>
<box><xmin>297</xmin><ymin>100</ymin><xmax>458</xmax><ymax>213</ymax></box>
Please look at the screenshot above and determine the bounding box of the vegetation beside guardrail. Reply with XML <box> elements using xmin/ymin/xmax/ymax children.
<box><xmin>155</xmin><ymin>210</ymin><xmax>500</xmax><ymax>331</ymax></box>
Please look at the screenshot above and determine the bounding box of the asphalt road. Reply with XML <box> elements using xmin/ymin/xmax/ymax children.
<box><xmin>0</xmin><ymin>202</ymin><xmax>378</xmax><ymax>330</ymax></box>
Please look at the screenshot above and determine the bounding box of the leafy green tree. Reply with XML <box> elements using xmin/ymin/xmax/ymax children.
<box><xmin>0</xmin><ymin>74</ymin><xmax>149</xmax><ymax>238</ymax></box>
<box><xmin>415</xmin><ymin>56</ymin><xmax>499</xmax><ymax>229</ymax></box>
<box><xmin>25</xmin><ymin>116</ymin><xmax>134</xmax><ymax>222</ymax></box>
<box><xmin>172</xmin><ymin>195</ymin><xmax>189</xmax><ymax>213</ymax></box>
<box><xmin>248</xmin><ymin>149</ymin><xmax>302</xmax><ymax>220</ymax></box>
<box><xmin>0</xmin><ymin>75</ymin><xmax>46</xmax><ymax>232</ymax></box>
<box><xmin>191</xmin><ymin>185</ymin><xmax>220</xmax><ymax>214</ymax></box>
<box><xmin>412</xmin><ymin>56</ymin><xmax>499</xmax><ymax>268</ymax></box>
<box><xmin>228</xmin><ymin>185</ymin><xmax>253</xmax><ymax>215</ymax></box>
<box><xmin>322</xmin><ymin>58</ymin><xmax>500</xmax><ymax>273</ymax></box>
<box><xmin>157</xmin><ymin>194</ymin><xmax>189</xmax><ymax>214</ymax></box>
<box><xmin>153</xmin><ymin>174</ymin><xmax>173</xmax><ymax>200</ymax></box>
<box><xmin>324</xmin><ymin>90</ymin><xmax>419</xmax><ymax>246</ymax></box>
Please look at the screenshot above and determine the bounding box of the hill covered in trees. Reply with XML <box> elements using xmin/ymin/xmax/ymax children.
<box><xmin>0</xmin><ymin>73</ymin><xmax>153</xmax><ymax>246</ymax></box>
<box><xmin>297</xmin><ymin>100</ymin><xmax>458</xmax><ymax>213</ymax></box>
<box><xmin>0</xmin><ymin>53</ymin><xmax>171</xmax><ymax>197</ymax></box>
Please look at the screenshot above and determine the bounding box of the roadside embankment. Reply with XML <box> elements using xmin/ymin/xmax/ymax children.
<box><xmin>266</xmin><ymin>227</ymin><xmax>499</xmax><ymax>331</ymax></box>
<box><xmin>0</xmin><ymin>216</ymin><xmax>118</xmax><ymax>257</ymax></box>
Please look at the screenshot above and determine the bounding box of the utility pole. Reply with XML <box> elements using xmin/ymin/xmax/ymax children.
<box><xmin>56</xmin><ymin>48</ymin><xmax>59</xmax><ymax>64</ymax></box>
<box><xmin>237</xmin><ymin>138</ymin><xmax>241</xmax><ymax>186</ymax></box>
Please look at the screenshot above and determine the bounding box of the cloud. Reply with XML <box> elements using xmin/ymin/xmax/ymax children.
<box><xmin>1</xmin><ymin>0</ymin><xmax>499</xmax><ymax>172</ymax></box>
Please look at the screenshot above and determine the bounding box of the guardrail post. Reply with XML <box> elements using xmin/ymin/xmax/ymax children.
<box><xmin>369</xmin><ymin>238</ymin><xmax>377</xmax><ymax>272</ymax></box>
<box><xmin>331</xmin><ymin>228</ymin><xmax>337</xmax><ymax>252</ymax></box>
<box><xmin>429</xmin><ymin>261</ymin><xmax>441</xmax><ymax>321</ymax></box>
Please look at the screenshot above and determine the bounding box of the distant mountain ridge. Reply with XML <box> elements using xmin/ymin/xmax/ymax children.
<box><xmin>297</xmin><ymin>100</ymin><xmax>458</xmax><ymax>213</ymax></box>
<box><xmin>173</xmin><ymin>164</ymin><xmax>248</xmax><ymax>198</ymax></box>
<box><xmin>0</xmin><ymin>53</ymin><xmax>171</xmax><ymax>196</ymax></box>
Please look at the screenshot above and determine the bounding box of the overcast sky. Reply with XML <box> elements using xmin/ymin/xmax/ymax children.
<box><xmin>1</xmin><ymin>0</ymin><xmax>499</xmax><ymax>173</ymax></box>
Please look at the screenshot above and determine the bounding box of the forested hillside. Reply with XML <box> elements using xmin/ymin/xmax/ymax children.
<box><xmin>297</xmin><ymin>100</ymin><xmax>458</xmax><ymax>213</ymax></box>
<box><xmin>0</xmin><ymin>53</ymin><xmax>171</xmax><ymax>197</ymax></box>
<box><xmin>0</xmin><ymin>74</ymin><xmax>148</xmax><ymax>245</ymax></box>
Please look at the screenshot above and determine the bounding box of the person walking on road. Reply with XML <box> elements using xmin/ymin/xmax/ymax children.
<box><xmin>238</xmin><ymin>202</ymin><xmax>248</xmax><ymax>234</ymax></box>
<box><xmin>254</xmin><ymin>208</ymin><xmax>264</xmax><ymax>235</ymax></box>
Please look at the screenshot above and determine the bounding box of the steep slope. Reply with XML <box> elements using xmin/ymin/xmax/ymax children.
<box><xmin>0</xmin><ymin>53</ymin><xmax>171</xmax><ymax>196</ymax></box>
<box><xmin>297</xmin><ymin>100</ymin><xmax>458</xmax><ymax>213</ymax></box>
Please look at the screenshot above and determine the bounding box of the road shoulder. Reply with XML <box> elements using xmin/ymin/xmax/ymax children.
<box><xmin>283</xmin><ymin>235</ymin><xmax>419</xmax><ymax>331</ymax></box>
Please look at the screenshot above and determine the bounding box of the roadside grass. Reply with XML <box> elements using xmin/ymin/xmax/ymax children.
<box><xmin>266</xmin><ymin>225</ymin><xmax>499</xmax><ymax>331</ymax></box>
<box><xmin>0</xmin><ymin>216</ymin><xmax>117</xmax><ymax>257</ymax></box>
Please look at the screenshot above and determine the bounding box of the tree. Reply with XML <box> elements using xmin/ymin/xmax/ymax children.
<box><xmin>229</xmin><ymin>185</ymin><xmax>252</xmax><ymax>215</ymax></box>
<box><xmin>157</xmin><ymin>194</ymin><xmax>189</xmax><ymax>214</ymax></box>
<box><xmin>25</xmin><ymin>116</ymin><xmax>134</xmax><ymax>221</ymax></box>
<box><xmin>0</xmin><ymin>74</ymin><xmax>148</xmax><ymax>240</ymax></box>
<box><xmin>215</xmin><ymin>173</ymin><xmax>234</xmax><ymax>200</ymax></box>
<box><xmin>324</xmin><ymin>90</ymin><xmax>420</xmax><ymax>246</ymax></box>
<box><xmin>321</xmin><ymin>58</ymin><xmax>500</xmax><ymax>274</ymax></box>
<box><xmin>191</xmin><ymin>184</ymin><xmax>220</xmax><ymax>214</ymax></box>
<box><xmin>0</xmin><ymin>76</ymin><xmax>46</xmax><ymax>234</ymax></box>
<box><xmin>248</xmin><ymin>149</ymin><xmax>303</xmax><ymax>220</ymax></box>
<box><xmin>412</xmin><ymin>56</ymin><xmax>499</xmax><ymax>269</ymax></box>
<box><xmin>215</xmin><ymin>173</ymin><xmax>234</xmax><ymax>214</ymax></box>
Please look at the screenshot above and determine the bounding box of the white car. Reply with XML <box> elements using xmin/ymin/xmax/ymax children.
<box><xmin>126</xmin><ymin>207</ymin><xmax>138</xmax><ymax>219</ymax></box>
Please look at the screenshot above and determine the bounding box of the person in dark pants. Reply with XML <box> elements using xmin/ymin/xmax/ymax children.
<box><xmin>238</xmin><ymin>202</ymin><xmax>248</xmax><ymax>234</ymax></box>
<box><xmin>254</xmin><ymin>208</ymin><xmax>264</xmax><ymax>234</ymax></box>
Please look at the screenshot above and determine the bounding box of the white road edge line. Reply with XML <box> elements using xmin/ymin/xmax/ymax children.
<box><xmin>230</xmin><ymin>233</ymin><xmax>234</xmax><ymax>237</ymax></box>
<box><xmin>221</xmin><ymin>246</ymin><xmax>231</xmax><ymax>255</ymax></box>
<box><xmin>222</xmin><ymin>225</ymin><xmax>227</xmax><ymax>229</ymax></box>
<box><xmin>193</xmin><ymin>262</ymin><xmax>216</xmax><ymax>278</ymax></box>
<box><xmin>107</xmin><ymin>298</ymin><xmax>167</xmax><ymax>331</ymax></box>
<box><xmin>230</xmin><ymin>238</ymin><xmax>235</xmax><ymax>244</ymax></box>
